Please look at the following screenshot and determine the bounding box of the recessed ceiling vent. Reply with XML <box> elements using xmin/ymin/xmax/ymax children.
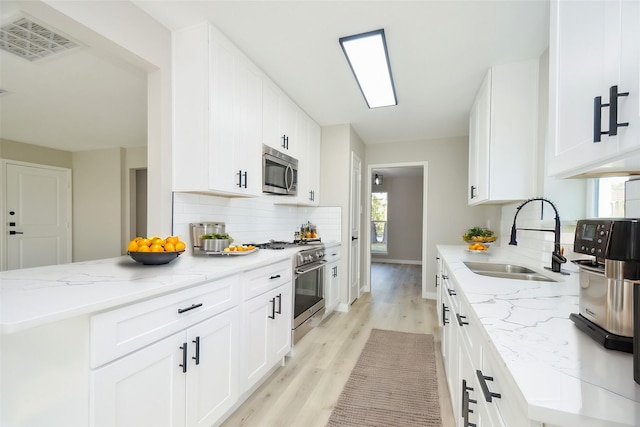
<box><xmin>0</xmin><ymin>17</ymin><xmax>78</xmax><ymax>61</ymax></box>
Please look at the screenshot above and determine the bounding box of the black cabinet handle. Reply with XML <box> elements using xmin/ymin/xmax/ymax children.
<box><xmin>476</xmin><ymin>370</ymin><xmax>501</xmax><ymax>402</ymax></box>
<box><xmin>594</xmin><ymin>95</ymin><xmax>608</xmax><ymax>142</ymax></box>
<box><xmin>442</xmin><ymin>275</ymin><xmax>449</xmax><ymax>280</ymax></box>
<box><xmin>442</xmin><ymin>304</ymin><xmax>449</xmax><ymax>326</ymax></box>
<box><xmin>456</xmin><ymin>313</ymin><xmax>469</xmax><ymax>326</ymax></box>
<box><xmin>9</xmin><ymin>231</ymin><xmax>24</xmax><ymax>235</ymax></box>
<box><xmin>470</xmin><ymin>185</ymin><xmax>477</xmax><ymax>199</ymax></box>
<box><xmin>242</xmin><ymin>171</ymin><xmax>248</xmax><ymax>188</ymax></box>
<box><xmin>461</xmin><ymin>379</ymin><xmax>476</xmax><ymax>426</ymax></box>
<box><xmin>268</xmin><ymin>298</ymin><xmax>276</xmax><ymax>319</ymax></box>
<box><xmin>178</xmin><ymin>303</ymin><xmax>203</xmax><ymax>314</ymax></box>
<box><xmin>608</xmin><ymin>85</ymin><xmax>629</xmax><ymax>136</ymax></box>
<box><xmin>276</xmin><ymin>293</ymin><xmax>282</xmax><ymax>315</ymax></box>
<box><xmin>447</xmin><ymin>288</ymin><xmax>456</xmax><ymax>296</ymax></box>
<box><xmin>270</xmin><ymin>274</ymin><xmax>281</xmax><ymax>280</ymax></box>
<box><xmin>192</xmin><ymin>336</ymin><xmax>200</xmax><ymax>365</ymax></box>
<box><xmin>237</xmin><ymin>169</ymin><xmax>243</xmax><ymax>187</ymax></box>
<box><xmin>435</xmin><ymin>274</ymin><xmax>439</xmax><ymax>288</ymax></box>
<box><xmin>351</xmin><ymin>236</ymin><xmax>358</xmax><ymax>241</ymax></box>
<box><xmin>179</xmin><ymin>342</ymin><xmax>188</xmax><ymax>373</ymax></box>
<box><xmin>281</xmin><ymin>134</ymin><xmax>289</xmax><ymax>149</ymax></box>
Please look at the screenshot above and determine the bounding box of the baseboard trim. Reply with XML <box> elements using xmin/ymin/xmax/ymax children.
<box><xmin>371</xmin><ymin>258</ymin><xmax>421</xmax><ymax>266</ymax></box>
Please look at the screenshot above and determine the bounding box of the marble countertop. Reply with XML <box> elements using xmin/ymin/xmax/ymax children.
<box><xmin>0</xmin><ymin>247</ymin><xmax>303</xmax><ymax>334</ymax></box>
<box><xmin>437</xmin><ymin>245</ymin><xmax>640</xmax><ymax>427</ymax></box>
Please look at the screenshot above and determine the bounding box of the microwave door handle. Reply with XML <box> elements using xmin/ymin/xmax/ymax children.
<box><xmin>285</xmin><ymin>163</ymin><xmax>293</xmax><ymax>192</ymax></box>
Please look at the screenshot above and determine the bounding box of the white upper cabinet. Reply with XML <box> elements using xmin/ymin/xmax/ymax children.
<box><xmin>468</xmin><ymin>59</ymin><xmax>539</xmax><ymax>205</ymax></box>
<box><xmin>548</xmin><ymin>0</ymin><xmax>640</xmax><ymax>177</ymax></box>
<box><xmin>262</xmin><ymin>77</ymin><xmax>299</xmax><ymax>157</ymax></box>
<box><xmin>173</xmin><ymin>23</ymin><xmax>262</xmax><ymax>196</ymax></box>
<box><xmin>295</xmin><ymin>112</ymin><xmax>321</xmax><ymax>206</ymax></box>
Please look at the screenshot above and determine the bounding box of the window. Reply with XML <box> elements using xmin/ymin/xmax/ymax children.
<box><xmin>595</xmin><ymin>177</ymin><xmax>628</xmax><ymax>217</ymax></box>
<box><xmin>371</xmin><ymin>192</ymin><xmax>387</xmax><ymax>253</ymax></box>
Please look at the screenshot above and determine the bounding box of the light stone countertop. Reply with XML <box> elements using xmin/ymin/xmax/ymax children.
<box><xmin>437</xmin><ymin>244</ymin><xmax>640</xmax><ymax>427</ymax></box>
<box><xmin>0</xmin><ymin>247</ymin><xmax>303</xmax><ymax>334</ymax></box>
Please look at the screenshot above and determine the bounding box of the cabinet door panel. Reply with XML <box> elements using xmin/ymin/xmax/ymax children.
<box><xmin>186</xmin><ymin>308</ymin><xmax>240</xmax><ymax>427</ymax></box>
<box><xmin>91</xmin><ymin>333</ymin><xmax>186</xmax><ymax>427</ymax></box>
<box><xmin>242</xmin><ymin>293</ymin><xmax>271</xmax><ymax>390</ymax></box>
<box><xmin>271</xmin><ymin>284</ymin><xmax>292</xmax><ymax>361</ymax></box>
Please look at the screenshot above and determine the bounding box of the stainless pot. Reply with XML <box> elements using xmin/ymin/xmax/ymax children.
<box><xmin>190</xmin><ymin>222</ymin><xmax>225</xmax><ymax>252</ymax></box>
<box><xmin>201</xmin><ymin>238</ymin><xmax>230</xmax><ymax>253</ymax></box>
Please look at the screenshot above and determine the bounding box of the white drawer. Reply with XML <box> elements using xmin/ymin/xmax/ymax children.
<box><xmin>242</xmin><ymin>259</ymin><xmax>292</xmax><ymax>301</ymax></box>
<box><xmin>91</xmin><ymin>274</ymin><xmax>240</xmax><ymax>368</ymax></box>
<box><xmin>325</xmin><ymin>247</ymin><xmax>341</xmax><ymax>262</ymax></box>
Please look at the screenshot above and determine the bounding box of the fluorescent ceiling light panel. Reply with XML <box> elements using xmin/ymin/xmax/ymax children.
<box><xmin>340</xmin><ymin>29</ymin><xmax>397</xmax><ymax>108</ymax></box>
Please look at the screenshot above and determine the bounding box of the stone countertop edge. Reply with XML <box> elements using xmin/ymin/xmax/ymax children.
<box><xmin>0</xmin><ymin>247</ymin><xmax>303</xmax><ymax>335</ymax></box>
<box><xmin>437</xmin><ymin>244</ymin><xmax>640</xmax><ymax>427</ymax></box>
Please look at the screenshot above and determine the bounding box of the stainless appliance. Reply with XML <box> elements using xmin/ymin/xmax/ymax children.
<box><xmin>262</xmin><ymin>145</ymin><xmax>298</xmax><ymax>196</ymax></box>
<box><xmin>189</xmin><ymin>222</ymin><xmax>226</xmax><ymax>255</ymax></box>
<box><xmin>570</xmin><ymin>218</ymin><xmax>640</xmax><ymax>354</ymax></box>
<box><xmin>292</xmin><ymin>244</ymin><xmax>326</xmax><ymax>343</ymax></box>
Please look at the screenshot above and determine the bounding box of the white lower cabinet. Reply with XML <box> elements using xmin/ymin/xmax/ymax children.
<box><xmin>437</xmin><ymin>253</ymin><xmax>536</xmax><ymax>427</ymax></box>
<box><xmin>241</xmin><ymin>260</ymin><xmax>293</xmax><ymax>391</ymax></box>
<box><xmin>325</xmin><ymin>246</ymin><xmax>341</xmax><ymax>313</ymax></box>
<box><xmin>91</xmin><ymin>307</ymin><xmax>240</xmax><ymax>427</ymax></box>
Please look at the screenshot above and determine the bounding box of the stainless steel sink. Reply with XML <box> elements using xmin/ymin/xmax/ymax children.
<box><xmin>463</xmin><ymin>261</ymin><xmax>557</xmax><ymax>282</ymax></box>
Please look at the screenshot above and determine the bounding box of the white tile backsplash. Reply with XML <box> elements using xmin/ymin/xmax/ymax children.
<box><xmin>172</xmin><ymin>192</ymin><xmax>341</xmax><ymax>252</ymax></box>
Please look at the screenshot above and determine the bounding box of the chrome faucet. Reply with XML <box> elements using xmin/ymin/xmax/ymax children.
<box><xmin>508</xmin><ymin>197</ymin><xmax>568</xmax><ymax>275</ymax></box>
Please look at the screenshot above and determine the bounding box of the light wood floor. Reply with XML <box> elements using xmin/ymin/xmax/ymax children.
<box><xmin>221</xmin><ymin>262</ymin><xmax>455</xmax><ymax>427</ymax></box>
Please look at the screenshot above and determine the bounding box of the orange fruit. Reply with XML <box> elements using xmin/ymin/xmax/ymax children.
<box><xmin>151</xmin><ymin>237</ymin><xmax>164</xmax><ymax>246</ymax></box>
<box><xmin>164</xmin><ymin>242</ymin><xmax>176</xmax><ymax>252</ymax></box>
<box><xmin>139</xmin><ymin>238</ymin><xmax>152</xmax><ymax>247</ymax></box>
<box><xmin>150</xmin><ymin>244</ymin><xmax>164</xmax><ymax>252</ymax></box>
<box><xmin>138</xmin><ymin>245</ymin><xmax>150</xmax><ymax>252</ymax></box>
<box><xmin>165</xmin><ymin>235</ymin><xmax>179</xmax><ymax>245</ymax></box>
<box><xmin>175</xmin><ymin>241</ymin><xmax>186</xmax><ymax>251</ymax></box>
<box><xmin>127</xmin><ymin>240</ymin><xmax>138</xmax><ymax>252</ymax></box>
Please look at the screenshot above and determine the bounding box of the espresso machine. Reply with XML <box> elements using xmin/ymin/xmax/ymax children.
<box><xmin>569</xmin><ymin>219</ymin><xmax>640</xmax><ymax>382</ymax></box>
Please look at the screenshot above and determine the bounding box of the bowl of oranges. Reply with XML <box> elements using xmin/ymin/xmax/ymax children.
<box><xmin>126</xmin><ymin>235</ymin><xmax>186</xmax><ymax>265</ymax></box>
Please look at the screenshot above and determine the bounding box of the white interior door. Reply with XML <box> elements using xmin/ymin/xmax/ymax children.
<box><xmin>4</xmin><ymin>161</ymin><xmax>72</xmax><ymax>270</ymax></box>
<box><xmin>349</xmin><ymin>153</ymin><xmax>361</xmax><ymax>305</ymax></box>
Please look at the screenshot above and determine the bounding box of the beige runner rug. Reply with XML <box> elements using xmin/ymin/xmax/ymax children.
<box><xmin>327</xmin><ymin>329</ymin><xmax>442</xmax><ymax>427</ymax></box>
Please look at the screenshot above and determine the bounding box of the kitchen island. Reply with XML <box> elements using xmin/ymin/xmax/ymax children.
<box><xmin>0</xmin><ymin>248</ymin><xmax>303</xmax><ymax>427</ymax></box>
<box><xmin>437</xmin><ymin>245</ymin><xmax>640</xmax><ymax>427</ymax></box>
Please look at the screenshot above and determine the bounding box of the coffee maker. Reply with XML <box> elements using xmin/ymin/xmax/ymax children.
<box><xmin>569</xmin><ymin>219</ymin><xmax>640</xmax><ymax>383</ymax></box>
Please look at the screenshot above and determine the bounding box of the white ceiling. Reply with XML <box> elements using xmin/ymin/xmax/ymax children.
<box><xmin>0</xmin><ymin>0</ymin><xmax>549</xmax><ymax>152</ymax></box>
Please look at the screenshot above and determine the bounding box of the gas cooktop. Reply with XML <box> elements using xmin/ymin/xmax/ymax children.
<box><xmin>249</xmin><ymin>239</ymin><xmax>323</xmax><ymax>250</ymax></box>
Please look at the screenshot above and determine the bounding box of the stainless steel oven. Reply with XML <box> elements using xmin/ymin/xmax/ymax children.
<box><xmin>292</xmin><ymin>244</ymin><xmax>326</xmax><ymax>343</ymax></box>
<box><xmin>263</xmin><ymin>144</ymin><xmax>297</xmax><ymax>196</ymax></box>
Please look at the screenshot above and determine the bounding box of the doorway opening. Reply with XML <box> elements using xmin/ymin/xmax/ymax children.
<box><xmin>364</xmin><ymin>162</ymin><xmax>428</xmax><ymax>298</ymax></box>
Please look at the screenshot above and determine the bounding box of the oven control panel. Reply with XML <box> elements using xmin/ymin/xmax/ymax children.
<box><xmin>574</xmin><ymin>219</ymin><xmax>613</xmax><ymax>258</ymax></box>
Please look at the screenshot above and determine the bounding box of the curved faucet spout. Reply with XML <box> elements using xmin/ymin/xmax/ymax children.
<box><xmin>509</xmin><ymin>197</ymin><xmax>568</xmax><ymax>274</ymax></box>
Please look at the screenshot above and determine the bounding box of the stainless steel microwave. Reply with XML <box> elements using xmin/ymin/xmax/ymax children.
<box><xmin>262</xmin><ymin>144</ymin><xmax>298</xmax><ymax>195</ymax></box>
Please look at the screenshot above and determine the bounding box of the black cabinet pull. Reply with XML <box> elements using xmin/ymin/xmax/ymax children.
<box><xmin>470</xmin><ymin>185</ymin><xmax>477</xmax><ymax>199</ymax></box>
<box><xmin>435</xmin><ymin>274</ymin><xmax>439</xmax><ymax>288</ymax></box>
<box><xmin>9</xmin><ymin>231</ymin><xmax>24</xmax><ymax>235</ymax></box>
<box><xmin>461</xmin><ymin>379</ymin><xmax>476</xmax><ymax>426</ymax></box>
<box><xmin>242</xmin><ymin>171</ymin><xmax>248</xmax><ymax>188</ymax></box>
<box><xmin>192</xmin><ymin>336</ymin><xmax>200</xmax><ymax>365</ymax></box>
<box><xmin>476</xmin><ymin>370</ymin><xmax>502</xmax><ymax>402</ymax></box>
<box><xmin>442</xmin><ymin>304</ymin><xmax>449</xmax><ymax>326</ymax></box>
<box><xmin>447</xmin><ymin>288</ymin><xmax>456</xmax><ymax>296</ymax></box>
<box><xmin>456</xmin><ymin>313</ymin><xmax>469</xmax><ymax>326</ymax></box>
<box><xmin>281</xmin><ymin>134</ymin><xmax>289</xmax><ymax>149</ymax></box>
<box><xmin>594</xmin><ymin>95</ymin><xmax>608</xmax><ymax>142</ymax></box>
<box><xmin>276</xmin><ymin>293</ymin><xmax>282</xmax><ymax>314</ymax></box>
<box><xmin>608</xmin><ymin>85</ymin><xmax>629</xmax><ymax>136</ymax></box>
<box><xmin>442</xmin><ymin>275</ymin><xmax>449</xmax><ymax>280</ymax></box>
<box><xmin>179</xmin><ymin>342</ymin><xmax>188</xmax><ymax>373</ymax></box>
<box><xmin>270</xmin><ymin>274</ymin><xmax>281</xmax><ymax>280</ymax></box>
<box><xmin>178</xmin><ymin>303</ymin><xmax>203</xmax><ymax>314</ymax></box>
<box><xmin>237</xmin><ymin>169</ymin><xmax>243</xmax><ymax>187</ymax></box>
<box><xmin>268</xmin><ymin>298</ymin><xmax>276</xmax><ymax>319</ymax></box>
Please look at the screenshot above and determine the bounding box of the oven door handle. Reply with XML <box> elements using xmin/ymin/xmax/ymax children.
<box><xmin>295</xmin><ymin>260</ymin><xmax>327</xmax><ymax>275</ymax></box>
